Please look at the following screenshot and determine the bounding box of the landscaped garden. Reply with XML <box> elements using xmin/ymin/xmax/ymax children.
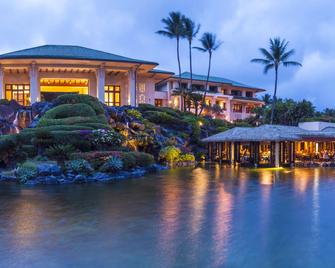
<box><xmin>0</xmin><ymin>94</ymin><xmax>231</xmax><ymax>185</ymax></box>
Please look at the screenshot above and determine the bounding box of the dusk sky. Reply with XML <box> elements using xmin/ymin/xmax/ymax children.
<box><xmin>0</xmin><ymin>0</ymin><xmax>333</xmax><ymax>109</ymax></box>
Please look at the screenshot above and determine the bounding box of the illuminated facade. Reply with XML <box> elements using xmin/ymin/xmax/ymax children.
<box><xmin>156</xmin><ymin>72</ymin><xmax>265</xmax><ymax>122</ymax></box>
<box><xmin>203</xmin><ymin>122</ymin><xmax>335</xmax><ymax>168</ymax></box>
<box><xmin>0</xmin><ymin>45</ymin><xmax>264</xmax><ymax>122</ymax></box>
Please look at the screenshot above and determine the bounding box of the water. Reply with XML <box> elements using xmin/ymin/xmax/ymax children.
<box><xmin>1</xmin><ymin>166</ymin><xmax>335</xmax><ymax>268</ymax></box>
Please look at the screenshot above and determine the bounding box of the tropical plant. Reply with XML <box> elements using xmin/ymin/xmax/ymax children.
<box><xmin>15</xmin><ymin>161</ymin><xmax>38</xmax><ymax>183</ymax></box>
<box><xmin>194</xmin><ymin>32</ymin><xmax>222</xmax><ymax>115</ymax></box>
<box><xmin>157</xmin><ymin>11</ymin><xmax>188</xmax><ymax>111</ymax></box>
<box><xmin>92</xmin><ymin>129</ymin><xmax>124</xmax><ymax>147</ymax></box>
<box><xmin>157</xmin><ymin>11</ymin><xmax>185</xmax><ymax>87</ymax></box>
<box><xmin>99</xmin><ymin>156</ymin><xmax>123</xmax><ymax>173</ymax></box>
<box><xmin>183</xmin><ymin>17</ymin><xmax>200</xmax><ymax>111</ymax></box>
<box><xmin>251</xmin><ymin>37</ymin><xmax>302</xmax><ymax>124</ymax></box>
<box><xmin>159</xmin><ymin>146</ymin><xmax>181</xmax><ymax>163</ymax></box>
<box><xmin>65</xmin><ymin>159</ymin><xmax>93</xmax><ymax>175</ymax></box>
<box><xmin>45</xmin><ymin>144</ymin><xmax>76</xmax><ymax>162</ymax></box>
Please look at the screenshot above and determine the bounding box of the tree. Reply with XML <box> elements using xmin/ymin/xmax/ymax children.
<box><xmin>183</xmin><ymin>17</ymin><xmax>200</xmax><ymax>111</ymax></box>
<box><xmin>261</xmin><ymin>93</ymin><xmax>272</xmax><ymax>106</ymax></box>
<box><xmin>194</xmin><ymin>32</ymin><xmax>222</xmax><ymax>116</ymax></box>
<box><xmin>251</xmin><ymin>37</ymin><xmax>302</xmax><ymax>124</ymax></box>
<box><xmin>157</xmin><ymin>12</ymin><xmax>185</xmax><ymax>96</ymax></box>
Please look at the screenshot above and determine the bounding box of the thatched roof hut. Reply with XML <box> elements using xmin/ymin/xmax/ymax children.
<box><xmin>202</xmin><ymin>124</ymin><xmax>335</xmax><ymax>143</ymax></box>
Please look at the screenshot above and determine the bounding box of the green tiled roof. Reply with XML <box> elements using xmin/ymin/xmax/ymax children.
<box><xmin>149</xmin><ymin>69</ymin><xmax>175</xmax><ymax>75</ymax></box>
<box><xmin>174</xmin><ymin>72</ymin><xmax>265</xmax><ymax>91</ymax></box>
<box><xmin>0</xmin><ymin>45</ymin><xmax>158</xmax><ymax>65</ymax></box>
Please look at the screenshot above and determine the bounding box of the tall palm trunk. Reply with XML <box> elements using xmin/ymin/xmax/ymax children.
<box><xmin>176</xmin><ymin>37</ymin><xmax>185</xmax><ymax>111</ymax></box>
<box><xmin>270</xmin><ymin>65</ymin><xmax>278</xmax><ymax>124</ymax></box>
<box><xmin>188</xmin><ymin>40</ymin><xmax>193</xmax><ymax>112</ymax></box>
<box><xmin>198</xmin><ymin>51</ymin><xmax>212</xmax><ymax>116</ymax></box>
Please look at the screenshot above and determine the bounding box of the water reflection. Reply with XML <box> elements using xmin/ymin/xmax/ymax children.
<box><xmin>0</xmin><ymin>168</ymin><xmax>335</xmax><ymax>267</ymax></box>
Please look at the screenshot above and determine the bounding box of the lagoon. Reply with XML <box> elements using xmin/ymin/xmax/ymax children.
<box><xmin>0</xmin><ymin>166</ymin><xmax>335</xmax><ymax>267</ymax></box>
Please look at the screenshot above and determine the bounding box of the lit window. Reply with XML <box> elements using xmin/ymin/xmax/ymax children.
<box><xmin>104</xmin><ymin>85</ymin><xmax>121</xmax><ymax>106</ymax></box>
<box><xmin>155</xmin><ymin>99</ymin><xmax>163</xmax><ymax>107</ymax></box>
<box><xmin>5</xmin><ymin>84</ymin><xmax>30</xmax><ymax>106</ymax></box>
<box><xmin>233</xmin><ymin>104</ymin><xmax>243</xmax><ymax>112</ymax></box>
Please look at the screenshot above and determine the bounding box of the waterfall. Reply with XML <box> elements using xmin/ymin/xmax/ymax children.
<box><xmin>11</xmin><ymin>112</ymin><xmax>20</xmax><ymax>134</ymax></box>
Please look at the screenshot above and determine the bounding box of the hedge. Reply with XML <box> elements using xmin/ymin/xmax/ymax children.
<box><xmin>38</xmin><ymin>115</ymin><xmax>108</xmax><ymax>127</ymax></box>
<box><xmin>53</xmin><ymin>94</ymin><xmax>105</xmax><ymax>115</ymax></box>
<box><xmin>43</xmin><ymin>103</ymin><xmax>96</xmax><ymax>119</ymax></box>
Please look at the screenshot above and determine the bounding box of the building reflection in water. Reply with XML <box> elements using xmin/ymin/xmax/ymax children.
<box><xmin>9</xmin><ymin>189</ymin><xmax>46</xmax><ymax>249</ymax></box>
<box><xmin>158</xmin><ymin>171</ymin><xmax>183</xmax><ymax>266</ymax></box>
<box><xmin>293</xmin><ymin>169</ymin><xmax>312</xmax><ymax>193</ymax></box>
<box><xmin>212</xmin><ymin>180</ymin><xmax>233</xmax><ymax>266</ymax></box>
<box><xmin>312</xmin><ymin>169</ymin><xmax>320</xmax><ymax>241</ymax></box>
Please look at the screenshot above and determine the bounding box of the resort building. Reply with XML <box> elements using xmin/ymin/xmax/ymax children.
<box><xmin>203</xmin><ymin>122</ymin><xmax>335</xmax><ymax>168</ymax></box>
<box><xmin>0</xmin><ymin>45</ymin><xmax>264</xmax><ymax>122</ymax></box>
<box><xmin>156</xmin><ymin>72</ymin><xmax>265</xmax><ymax>121</ymax></box>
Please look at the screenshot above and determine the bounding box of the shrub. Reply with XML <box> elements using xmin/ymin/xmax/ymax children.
<box><xmin>126</xmin><ymin>109</ymin><xmax>143</xmax><ymax>120</ymax></box>
<box><xmin>143</xmin><ymin>111</ymin><xmax>187</xmax><ymax>128</ymax></box>
<box><xmin>45</xmin><ymin>144</ymin><xmax>76</xmax><ymax>162</ymax></box>
<box><xmin>32</xmin><ymin>129</ymin><xmax>54</xmax><ymax>148</ymax></box>
<box><xmin>0</xmin><ymin>135</ymin><xmax>20</xmax><ymax>165</ymax></box>
<box><xmin>38</xmin><ymin>115</ymin><xmax>108</xmax><ymax>127</ymax></box>
<box><xmin>92</xmin><ymin>129</ymin><xmax>124</xmax><ymax>147</ymax></box>
<box><xmin>178</xmin><ymin>153</ymin><xmax>195</xmax><ymax>162</ymax></box>
<box><xmin>99</xmin><ymin>156</ymin><xmax>123</xmax><ymax>173</ymax></box>
<box><xmin>131</xmin><ymin>152</ymin><xmax>154</xmax><ymax>167</ymax></box>
<box><xmin>22</xmin><ymin>125</ymin><xmax>94</xmax><ymax>132</ymax></box>
<box><xmin>138</xmin><ymin>104</ymin><xmax>182</xmax><ymax>118</ymax></box>
<box><xmin>159</xmin><ymin>146</ymin><xmax>181</xmax><ymax>162</ymax></box>
<box><xmin>43</xmin><ymin>103</ymin><xmax>96</xmax><ymax>119</ymax></box>
<box><xmin>53</xmin><ymin>94</ymin><xmax>105</xmax><ymax>115</ymax></box>
<box><xmin>0</xmin><ymin>99</ymin><xmax>10</xmax><ymax>105</ymax></box>
<box><xmin>16</xmin><ymin>161</ymin><xmax>38</xmax><ymax>183</ymax></box>
<box><xmin>65</xmin><ymin>159</ymin><xmax>93</xmax><ymax>175</ymax></box>
<box><xmin>22</xmin><ymin>145</ymin><xmax>37</xmax><ymax>158</ymax></box>
<box><xmin>120</xmin><ymin>152</ymin><xmax>137</xmax><ymax>170</ymax></box>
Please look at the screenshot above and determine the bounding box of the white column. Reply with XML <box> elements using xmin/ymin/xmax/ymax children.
<box><xmin>0</xmin><ymin>65</ymin><xmax>4</xmax><ymax>99</ymax></box>
<box><xmin>231</xmin><ymin>142</ymin><xmax>235</xmax><ymax>165</ymax></box>
<box><xmin>275</xmin><ymin>141</ymin><xmax>280</xmax><ymax>168</ymax></box>
<box><xmin>226</xmin><ymin>98</ymin><xmax>232</xmax><ymax>122</ymax></box>
<box><xmin>29</xmin><ymin>62</ymin><xmax>39</xmax><ymax>104</ymax></box>
<box><xmin>128</xmin><ymin>69</ymin><xmax>136</xmax><ymax>106</ymax></box>
<box><xmin>96</xmin><ymin>64</ymin><xmax>105</xmax><ymax>103</ymax></box>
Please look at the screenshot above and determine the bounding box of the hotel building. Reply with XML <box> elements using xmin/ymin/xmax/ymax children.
<box><xmin>0</xmin><ymin>45</ymin><xmax>264</xmax><ymax>122</ymax></box>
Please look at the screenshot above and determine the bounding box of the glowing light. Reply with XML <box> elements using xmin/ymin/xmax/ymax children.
<box><xmin>198</xmin><ymin>121</ymin><xmax>203</xmax><ymax>127</ymax></box>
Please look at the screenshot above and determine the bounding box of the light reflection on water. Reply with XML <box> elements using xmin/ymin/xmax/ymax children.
<box><xmin>1</xmin><ymin>167</ymin><xmax>335</xmax><ymax>267</ymax></box>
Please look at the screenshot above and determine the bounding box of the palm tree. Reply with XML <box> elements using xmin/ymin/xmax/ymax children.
<box><xmin>157</xmin><ymin>11</ymin><xmax>185</xmax><ymax>88</ymax></box>
<box><xmin>183</xmin><ymin>17</ymin><xmax>200</xmax><ymax>111</ymax></box>
<box><xmin>251</xmin><ymin>37</ymin><xmax>302</xmax><ymax>124</ymax></box>
<box><xmin>194</xmin><ymin>32</ymin><xmax>222</xmax><ymax>115</ymax></box>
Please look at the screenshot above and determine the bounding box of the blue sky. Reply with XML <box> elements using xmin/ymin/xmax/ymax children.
<box><xmin>1</xmin><ymin>0</ymin><xmax>333</xmax><ymax>110</ymax></box>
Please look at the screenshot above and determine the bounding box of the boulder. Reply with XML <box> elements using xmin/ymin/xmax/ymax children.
<box><xmin>73</xmin><ymin>174</ymin><xmax>87</xmax><ymax>184</ymax></box>
<box><xmin>37</xmin><ymin>163</ymin><xmax>62</xmax><ymax>176</ymax></box>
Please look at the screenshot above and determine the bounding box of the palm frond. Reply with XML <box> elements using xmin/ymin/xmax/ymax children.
<box><xmin>281</xmin><ymin>49</ymin><xmax>295</xmax><ymax>61</ymax></box>
<box><xmin>264</xmin><ymin>63</ymin><xmax>275</xmax><ymax>74</ymax></box>
<box><xmin>156</xmin><ymin>30</ymin><xmax>174</xmax><ymax>38</ymax></box>
<box><xmin>283</xmin><ymin>61</ymin><xmax>302</xmax><ymax>67</ymax></box>
<box><xmin>259</xmin><ymin>48</ymin><xmax>274</xmax><ymax>61</ymax></box>
<box><xmin>251</xmin><ymin>58</ymin><xmax>271</xmax><ymax>65</ymax></box>
<box><xmin>193</xmin><ymin>46</ymin><xmax>206</xmax><ymax>52</ymax></box>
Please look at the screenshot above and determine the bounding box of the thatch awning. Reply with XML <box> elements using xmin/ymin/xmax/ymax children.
<box><xmin>202</xmin><ymin>124</ymin><xmax>327</xmax><ymax>143</ymax></box>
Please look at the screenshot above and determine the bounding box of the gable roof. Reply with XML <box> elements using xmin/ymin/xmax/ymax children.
<box><xmin>0</xmin><ymin>45</ymin><xmax>158</xmax><ymax>65</ymax></box>
<box><xmin>173</xmin><ymin>72</ymin><xmax>265</xmax><ymax>91</ymax></box>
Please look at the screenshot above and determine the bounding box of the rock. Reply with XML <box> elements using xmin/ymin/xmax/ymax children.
<box><xmin>24</xmin><ymin>179</ymin><xmax>39</xmax><ymax>186</ymax></box>
<box><xmin>147</xmin><ymin>164</ymin><xmax>168</xmax><ymax>172</ymax></box>
<box><xmin>44</xmin><ymin>175</ymin><xmax>59</xmax><ymax>185</ymax></box>
<box><xmin>129</xmin><ymin>122</ymin><xmax>145</xmax><ymax>131</ymax></box>
<box><xmin>37</xmin><ymin>163</ymin><xmax>62</xmax><ymax>176</ymax></box>
<box><xmin>0</xmin><ymin>173</ymin><xmax>17</xmax><ymax>182</ymax></box>
<box><xmin>73</xmin><ymin>174</ymin><xmax>87</xmax><ymax>184</ymax></box>
<box><xmin>115</xmin><ymin>122</ymin><xmax>128</xmax><ymax>131</ymax></box>
<box><xmin>91</xmin><ymin>172</ymin><xmax>110</xmax><ymax>181</ymax></box>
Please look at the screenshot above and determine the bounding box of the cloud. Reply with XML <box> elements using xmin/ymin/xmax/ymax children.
<box><xmin>0</xmin><ymin>0</ymin><xmax>334</xmax><ymax>109</ymax></box>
